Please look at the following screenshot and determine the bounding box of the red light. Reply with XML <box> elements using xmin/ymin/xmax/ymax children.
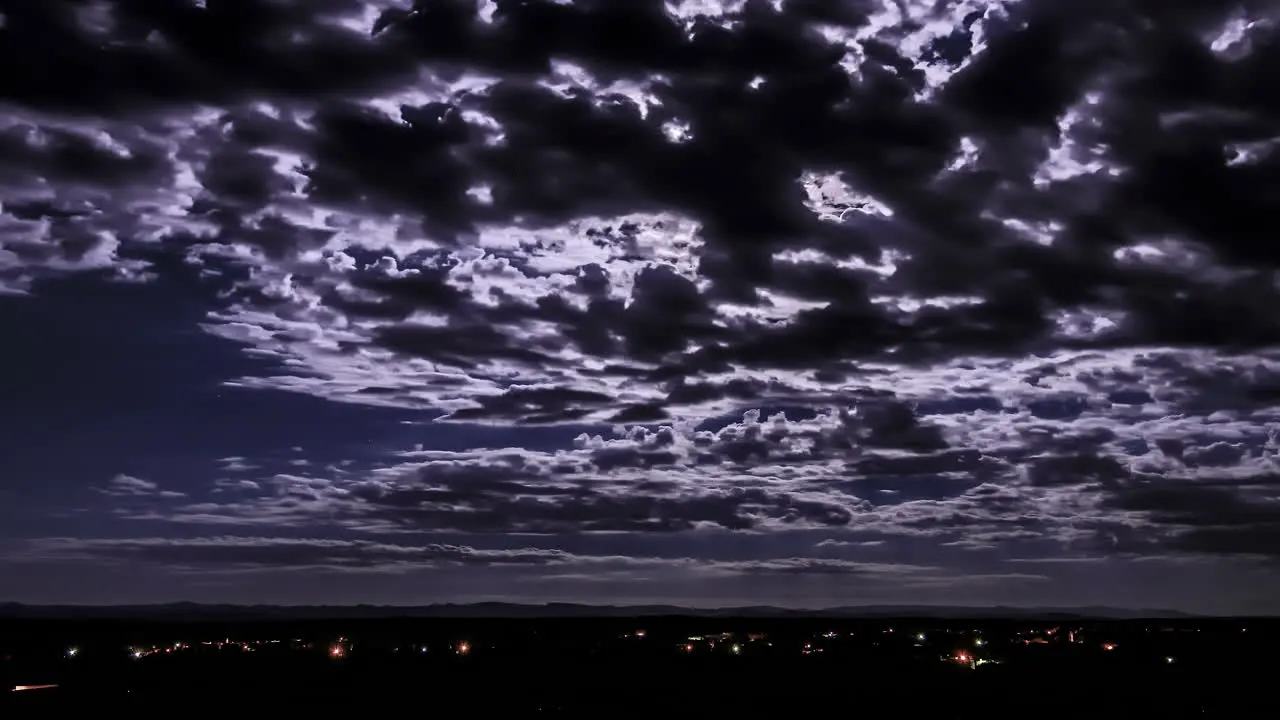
<box><xmin>329</xmin><ymin>645</ymin><xmax>345</xmax><ymax>658</ymax></box>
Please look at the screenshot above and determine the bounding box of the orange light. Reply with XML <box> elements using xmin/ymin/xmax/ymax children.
<box><xmin>12</xmin><ymin>685</ymin><xmax>59</xmax><ymax>692</ymax></box>
<box><xmin>456</xmin><ymin>642</ymin><xmax>471</xmax><ymax>655</ymax></box>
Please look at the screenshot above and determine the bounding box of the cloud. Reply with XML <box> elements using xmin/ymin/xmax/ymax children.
<box><xmin>3</xmin><ymin>0</ymin><xmax>1280</xmax><ymax>573</ymax></box>
<box><xmin>109</xmin><ymin>406</ymin><xmax>989</xmax><ymax>534</ymax></box>
<box><xmin>2</xmin><ymin>0</ymin><xmax>1278</xmax><ymax>417</ymax></box>
<box><xmin>97</xmin><ymin>474</ymin><xmax>186</xmax><ymax>499</ymax></box>
<box><xmin>100</xmin><ymin>393</ymin><xmax>1280</xmax><ymax>561</ymax></box>
<box><xmin>10</xmin><ymin>535</ymin><xmax>1026</xmax><ymax>586</ymax></box>
<box><xmin>12</xmin><ymin>535</ymin><xmax>592</xmax><ymax>572</ymax></box>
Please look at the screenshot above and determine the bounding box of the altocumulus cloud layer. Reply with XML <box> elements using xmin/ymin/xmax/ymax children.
<box><xmin>2</xmin><ymin>0</ymin><xmax>1280</xmax><ymax>611</ymax></box>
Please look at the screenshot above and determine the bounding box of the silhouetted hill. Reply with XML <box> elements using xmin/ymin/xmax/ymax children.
<box><xmin>0</xmin><ymin>602</ymin><xmax>1196</xmax><ymax>621</ymax></box>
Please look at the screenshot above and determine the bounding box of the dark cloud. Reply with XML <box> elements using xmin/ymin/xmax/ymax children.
<box><xmin>2</xmin><ymin>0</ymin><xmax>1280</xmax><ymax>604</ymax></box>
<box><xmin>3</xmin><ymin>0</ymin><xmax>1278</xmax><ymax>399</ymax></box>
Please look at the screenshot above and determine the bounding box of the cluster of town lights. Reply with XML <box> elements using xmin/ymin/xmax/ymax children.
<box><xmin>51</xmin><ymin>627</ymin><xmax>1206</xmax><ymax>669</ymax></box>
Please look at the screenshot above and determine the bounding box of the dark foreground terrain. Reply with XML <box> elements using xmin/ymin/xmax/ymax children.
<box><xmin>2</xmin><ymin>615</ymin><xmax>1276</xmax><ymax>717</ymax></box>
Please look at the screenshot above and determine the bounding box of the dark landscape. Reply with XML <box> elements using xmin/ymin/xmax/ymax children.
<box><xmin>2</xmin><ymin>605</ymin><xmax>1276</xmax><ymax>717</ymax></box>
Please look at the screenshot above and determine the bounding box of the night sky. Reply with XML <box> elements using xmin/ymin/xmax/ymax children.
<box><xmin>1</xmin><ymin>0</ymin><xmax>1278</xmax><ymax>614</ymax></box>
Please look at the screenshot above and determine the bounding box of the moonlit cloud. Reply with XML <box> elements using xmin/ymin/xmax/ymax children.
<box><xmin>2</xmin><ymin>0</ymin><xmax>1280</xmax><ymax>612</ymax></box>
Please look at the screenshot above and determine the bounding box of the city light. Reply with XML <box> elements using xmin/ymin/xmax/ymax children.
<box><xmin>14</xmin><ymin>622</ymin><xmax>1228</xmax><ymax>684</ymax></box>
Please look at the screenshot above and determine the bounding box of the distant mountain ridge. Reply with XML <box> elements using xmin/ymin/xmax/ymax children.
<box><xmin>0</xmin><ymin>601</ymin><xmax>1197</xmax><ymax>620</ymax></box>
